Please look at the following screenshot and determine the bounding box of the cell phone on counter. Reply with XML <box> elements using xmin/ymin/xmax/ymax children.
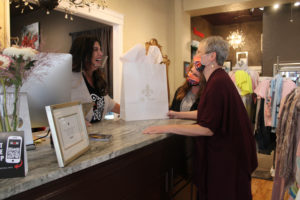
<box><xmin>5</xmin><ymin>136</ymin><xmax>22</xmax><ymax>164</ymax></box>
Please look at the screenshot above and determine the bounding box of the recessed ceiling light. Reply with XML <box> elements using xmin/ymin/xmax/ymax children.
<box><xmin>295</xmin><ymin>2</ymin><xmax>300</xmax><ymax>6</ymax></box>
<box><xmin>273</xmin><ymin>4</ymin><xmax>280</xmax><ymax>9</ymax></box>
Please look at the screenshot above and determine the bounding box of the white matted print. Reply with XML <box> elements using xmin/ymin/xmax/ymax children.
<box><xmin>46</xmin><ymin>102</ymin><xmax>89</xmax><ymax>167</ymax></box>
<box><xmin>58</xmin><ymin>113</ymin><xmax>83</xmax><ymax>150</ymax></box>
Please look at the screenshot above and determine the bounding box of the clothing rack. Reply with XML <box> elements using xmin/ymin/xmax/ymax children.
<box><xmin>273</xmin><ymin>57</ymin><xmax>300</xmax><ymax>75</ymax></box>
<box><xmin>273</xmin><ymin>57</ymin><xmax>300</xmax><ymax>86</ymax></box>
<box><xmin>254</xmin><ymin>61</ymin><xmax>299</xmax><ymax>180</ymax></box>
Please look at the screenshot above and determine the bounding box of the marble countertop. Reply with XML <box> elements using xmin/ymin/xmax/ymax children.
<box><xmin>0</xmin><ymin>118</ymin><xmax>193</xmax><ymax>199</ymax></box>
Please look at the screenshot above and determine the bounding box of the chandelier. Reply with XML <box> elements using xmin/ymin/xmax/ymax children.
<box><xmin>62</xmin><ymin>0</ymin><xmax>107</xmax><ymax>20</ymax></box>
<box><xmin>227</xmin><ymin>30</ymin><xmax>245</xmax><ymax>49</ymax></box>
<box><xmin>64</xmin><ymin>0</ymin><xmax>108</xmax><ymax>10</ymax></box>
<box><xmin>9</xmin><ymin>0</ymin><xmax>37</xmax><ymax>13</ymax></box>
<box><xmin>10</xmin><ymin>0</ymin><xmax>108</xmax><ymax>20</ymax></box>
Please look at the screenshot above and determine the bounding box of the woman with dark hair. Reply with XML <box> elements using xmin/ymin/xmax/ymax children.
<box><xmin>170</xmin><ymin>63</ymin><xmax>206</xmax><ymax>112</ymax></box>
<box><xmin>70</xmin><ymin>35</ymin><xmax>120</xmax><ymax>126</ymax></box>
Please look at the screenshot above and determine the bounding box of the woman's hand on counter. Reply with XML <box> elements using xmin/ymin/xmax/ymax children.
<box><xmin>85</xmin><ymin>120</ymin><xmax>92</xmax><ymax>127</ymax></box>
<box><xmin>144</xmin><ymin>124</ymin><xmax>214</xmax><ymax>136</ymax></box>
<box><xmin>167</xmin><ymin>110</ymin><xmax>179</xmax><ymax>119</ymax></box>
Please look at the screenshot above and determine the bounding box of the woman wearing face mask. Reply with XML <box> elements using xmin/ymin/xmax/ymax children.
<box><xmin>170</xmin><ymin>63</ymin><xmax>206</xmax><ymax>112</ymax></box>
<box><xmin>168</xmin><ymin>57</ymin><xmax>205</xmax><ymax>120</ymax></box>
<box><xmin>144</xmin><ymin>36</ymin><xmax>257</xmax><ymax>200</ymax></box>
<box><xmin>70</xmin><ymin>35</ymin><xmax>120</xmax><ymax>126</ymax></box>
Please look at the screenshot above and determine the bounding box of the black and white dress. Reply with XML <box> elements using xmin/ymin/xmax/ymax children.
<box><xmin>71</xmin><ymin>72</ymin><xmax>116</xmax><ymax>123</ymax></box>
<box><xmin>83</xmin><ymin>77</ymin><xmax>105</xmax><ymax>123</ymax></box>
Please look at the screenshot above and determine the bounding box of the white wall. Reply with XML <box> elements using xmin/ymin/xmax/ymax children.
<box><xmin>108</xmin><ymin>0</ymin><xmax>171</xmax><ymax>53</ymax></box>
<box><xmin>168</xmin><ymin>0</ymin><xmax>191</xmax><ymax>100</ymax></box>
<box><xmin>108</xmin><ymin>0</ymin><xmax>191</xmax><ymax>102</ymax></box>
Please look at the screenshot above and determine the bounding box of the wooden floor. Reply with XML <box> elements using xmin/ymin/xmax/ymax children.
<box><xmin>252</xmin><ymin>178</ymin><xmax>289</xmax><ymax>200</ymax></box>
<box><xmin>174</xmin><ymin>178</ymin><xmax>290</xmax><ymax>200</ymax></box>
<box><xmin>252</xmin><ymin>178</ymin><xmax>274</xmax><ymax>200</ymax></box>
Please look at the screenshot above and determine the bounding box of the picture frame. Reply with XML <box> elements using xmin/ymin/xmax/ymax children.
<box><xmin>21</xmin><ymin>22</ymin><xmax>39</xmax><ymax>49</ymax></box>
<box><xmin>223</xmin><ymin>60</ymin><xmax>232</xmax><ymax>72</ymax></box>
<box><xmin>236</xmin><ymin>51</ymin><xmax>248</xmax><ymax>65</ymax></box>
<box><xmin>184</xmin><ymin>61</ymin><xmax>191</xmax><ymax>77</ymax></box>
<box><xmin>45</xmin><ymin>102</ymin><xmax>89</xmax><ymax>167</ymax></box>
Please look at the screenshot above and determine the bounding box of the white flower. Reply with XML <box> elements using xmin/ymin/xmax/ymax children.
<box><xmin>3</xmin><ymin>46</ymin><xmax>38</xmax><ymax>60</ymax></box>
<box><xmin>0</xmin><ymin>54</ymin><xmax>12</xmax><ymax>70</ymax></box>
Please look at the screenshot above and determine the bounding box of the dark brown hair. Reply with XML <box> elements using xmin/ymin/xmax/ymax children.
<box><xmin>176</xmin><ymin>63</ymin><xmax>206</xmax><ymax>101</ymax></box>
<box><xmin>69</xmin><ymin>35</ymin><xmax>107</xmax><ymax>96</ymax></box>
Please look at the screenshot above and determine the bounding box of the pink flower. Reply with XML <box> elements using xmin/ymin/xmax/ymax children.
<box><xmin>0</xmin><ymin>54</ymin><xmax>12</xmax><ymax>70</ymax></box>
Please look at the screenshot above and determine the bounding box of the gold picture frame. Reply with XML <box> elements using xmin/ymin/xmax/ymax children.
<box><xmin>45</xmin><ymin>102</ymin><xmax>89</xmax><ymax>167</ymax></box>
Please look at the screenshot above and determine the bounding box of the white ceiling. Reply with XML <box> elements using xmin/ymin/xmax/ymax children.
<box><xmin>185</xmin><ymin>0</ymin><xmax>293</xmax><ymax>16</ymax></box>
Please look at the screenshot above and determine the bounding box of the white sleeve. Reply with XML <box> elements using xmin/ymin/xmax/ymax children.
<box><xmin>71</xmin><ymin>73</ymin><xmax>93</xmax><ymax>121</ymax></box>
<box><xmin>104</xmin><ymin>95</ymin><xmax>117</xmax><ymax>114</ymax></box>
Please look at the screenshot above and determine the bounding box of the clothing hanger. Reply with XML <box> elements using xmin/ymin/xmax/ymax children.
<box><xmin>232</xmin><ymin>60</ymin><xmax>250</xmax><ymax>74</ymax></box>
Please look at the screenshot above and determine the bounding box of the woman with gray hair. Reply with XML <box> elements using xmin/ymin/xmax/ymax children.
<box><xmin>144</xmin><ymin>36</ymin><xmax>257</xmax><ymax>200</ymax></box>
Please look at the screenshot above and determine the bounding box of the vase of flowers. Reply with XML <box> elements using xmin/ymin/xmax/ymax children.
<box><xmin>0</xmin><ymin>46</ymin><xmax>37</xmax><ymax>132</ymax></box>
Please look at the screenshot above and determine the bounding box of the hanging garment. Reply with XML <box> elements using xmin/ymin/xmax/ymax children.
<box><xmin>272</xmin><ymin>88</ymin><xmax>300</xmax><ymax>200</ymax></box>
<box><xmin>270</xmin><ymin>75</ymin><xmax>283</xmax><ymax>127</ymax></box>
<box><xmin>249</xmin><ymin>70</ymin><xmax>260</xmax><ymax>91</ymax></box>
<box><xmin>254</xmin><ymin>79</ymin><xmax>270</xmax><ymax>99</ymax></box>
<box><xmin>235</xmin><ymin>70</ymin><xmax>253</xmax><ymax>96</ymax></box>
<box><xmin>255</xmin><ymin>98</ymin><xmax>276</xmax><ymax>155</ymax></box>
<box><xmin>296</xmin><ymin>120</ymin><xmax>300</xmax><ymax>187</ymax></box>
<box><xmin>255</xmin><ymin>79</ymin><xmax>296</xmax><ymax>128</ymax></box>
<box><xmin>254</xmin><ymin>98</ymin><xmax>261</xmax><ymax>132</ymax></box>
<box><xmin>289</xmin><ymin>182</ymin><xmax>298</xmax><ymax>199</ymax></box>
<box><xmin>241</xmin><ymin>93</ymin><xmax>256</xmax><ymax>123</ymax></box>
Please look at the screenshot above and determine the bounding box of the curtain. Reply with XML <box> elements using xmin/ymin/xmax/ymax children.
<box><xmin>69</xmin><ymin>26</ymin><xmax>113</xmax><ymax>98</ymax></box>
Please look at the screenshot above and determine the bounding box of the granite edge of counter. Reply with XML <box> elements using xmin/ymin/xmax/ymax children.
<box><xmin>0</xmin><ymin>133</ymin><xmax>169</xmax><ymax>199</ymax></box>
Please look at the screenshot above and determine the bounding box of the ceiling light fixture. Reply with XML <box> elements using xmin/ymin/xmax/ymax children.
<box><xmin>227</xmin><ymin>30</ymin><xmax>245</xmax><ymax>49</ymax></box>
<box><xmin>273</xmin><ymin>4</ymin><xmax>280</xmax><ymax>9</ymax></box>
<box><xmin>295</xmin><ymin>2</ymin><xmax>300</xmax><ymax>6</ymax></box>
<box><xmin>9</xmin><ymin>0</ymin><xmax>36</xmax><ymax>14</ymax></box>
<box><xmin>39</xmin><ymin>0</ymin><xmax>59</xmax><ymax>15</ymax></box>
<box><xmin>290</xmin><ymin>3</ymin><xmax>295</xmax><ymax>22</ymax></box>
<box><xmin>259</xmin><ymin>7</ymin><xmax>264</xmax><ymax>11</ymax></box>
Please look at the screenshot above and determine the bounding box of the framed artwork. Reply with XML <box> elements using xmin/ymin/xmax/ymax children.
<box><xmin>21</xmin><ymin>22</ymin><xmax>39</xmax><ymax>49</ymax></box>
<box><xmin>223</xmin><ymin>60</ymin><xmax>232</xmax><ymax>73</ymax></box>
<box><xmin>184</xmin><ymin>61</ymin><xmax>190</xmax><ymax>77</ymax></box>
<box><xmin>45</xmin><ymin>102</ymin><xmax>90</xmax><ymax>167</ymax></box>
<box><xmin>236</xmin><ymin>51</ymin><xmax>248</xmax><ymax>65</ymax></box>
